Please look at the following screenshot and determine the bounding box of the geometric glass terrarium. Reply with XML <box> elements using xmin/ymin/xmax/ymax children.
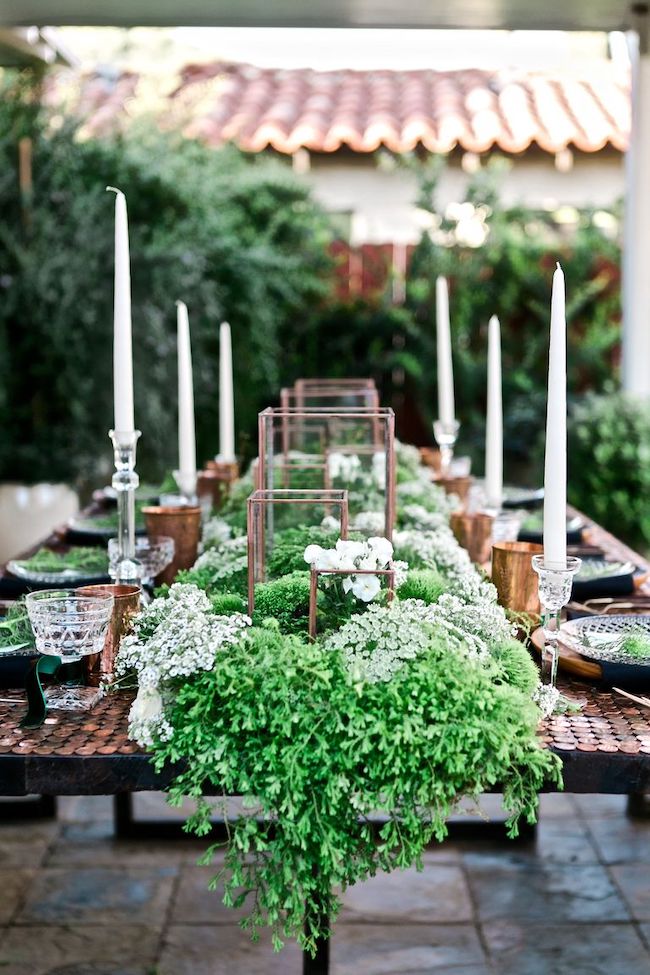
<box><xmin>246</xmin><ymin>488</ymin><xmax>350</xmax><ymax>611</ymax></box>
<box><xmin>257</xmin><ymin>406</ymin><xmax>396</xmax><ymax>538</ymax></box>
<box><xmin>281</xmin><ymin>381</ymin><xmax>379</xmax><ymax>412</ymax></box>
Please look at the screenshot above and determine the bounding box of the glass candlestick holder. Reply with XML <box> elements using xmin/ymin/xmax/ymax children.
<box><xmin>109</xmin><ymin>429</ymin><xmax>143</xmax><ymax>585</ymax></box>
<box><xmin>531</xmin><ymin>555</ymin><xmax>582</xmax><ymax>687</ymax></box>
<box><xmin>173</xmin><ymin>469</ymin><xmax>198</xmax><ymax>506</ymax></box>
<box><xmin>433</xmin><ymin>419</ymin><xmax>460</xmax><ymax>477</ymax></box>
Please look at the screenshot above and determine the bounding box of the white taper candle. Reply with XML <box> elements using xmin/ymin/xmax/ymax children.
<box><xmin>107</xmin><ymin>187</ymin><xmax>134</xmax><ymax>433</ymax></box>
<box><xmin>176</xmin><ymin>301</ymin><xmax>196</xmax><ymax>482</ymax></box>
<box><xmin>219</xmin><ymin>321</ymin><xmax>236</xmax><ymax>462</ymax></box>
<box><xmin>543</xmin><ymin>264</ymin><xmax>567</xmax><ymax>569</ymax></box>
<box><xmin>435</xmin><ymin>276</ymin><xmax>455</xmax><ymax>426</ymax></box>
<box><xmin>485</xmin><ymin>314</ymin><xmax>503</xmax><ymax>509</ymax></box>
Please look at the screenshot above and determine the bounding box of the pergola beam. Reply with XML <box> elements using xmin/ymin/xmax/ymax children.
<box><xmin>0</xmin><ymin>0</ymin><xmax>635</xmax><ymax>31</ymax></box>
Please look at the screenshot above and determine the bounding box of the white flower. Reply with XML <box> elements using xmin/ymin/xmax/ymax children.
<box><xmin>315</xmin><ymin>549</ymin><xmax>343</xmax><ymax>571</ymax></box>
<box><xmin>130</xmin><ymin>685</ymin><xmax>163</xmax><ymax>724</ymax></box>
<box><xmin>328</xmin><ymin>452</ymin><xmax>362</xmax><ymax>483</ymax></box>
<box><xmin>367</xmin><ymin>536</ymin><xmax>393</xmax><ymax>568</ymax></box>
<box><xmin>351</xmin><ymin>511</ymin><xmax>385</xmax><ymax>535</ymax></box>
<box><xmin>201</xmin><ymin>516</ymin><xmax>232</xmax><ymax>550</ymax></box>
<box><xmin>372</xmin><ymin>451</ymin><xmax>386</xmax><ymax>489</ymax></box>
<box><xmin>335</xmin><ymin>539</ymin><xmax>367</xmax><ymax>562</ymax></box>
<box><xmin>320</xmin><ymin>515</ymin><xmax>341</xmax><ymax>532</ymax></box>
<box><xmin>351</xmin><ymin>574</ymin><xmax>382</xmax><ymax>602</ymax></box>
<box><xmin>304</xmin><ymin>544</ymin><xmax>326</xmax><ymax>565</ymax></box>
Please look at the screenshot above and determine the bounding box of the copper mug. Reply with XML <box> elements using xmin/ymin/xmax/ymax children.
<box><xmin>451</xmin><ymin>511</ymin><xmax>494</xmax><ymax>566</ymax></box>
<box><xmin>141</xmin><ymin>505</ymin><xmax>202</xmax><ymax>585</ymax></box>
<box><xmin>491</xmin><ymin>540</ymin><xmax>543</xmax><ymax>615</ymax></box>
<box><xmin>76</xmin><ymin>584</ymin><xmax>141</xmax><ymax>687</ymax></box>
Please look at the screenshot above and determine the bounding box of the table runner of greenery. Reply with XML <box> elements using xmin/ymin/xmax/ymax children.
<box><xmin>114</xmin><ymin>441</ymin><xmax>561</xmax><ymax>954</ymax></box>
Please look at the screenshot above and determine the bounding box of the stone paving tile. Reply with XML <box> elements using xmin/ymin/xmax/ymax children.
<box><xmin>339</xmin><ymin>861</ymin><xmax>473</xmax><ymax>924</ymax></box>
<box><xmin>159</xmin><ymin>924</ymin><xmax>302</xmax><ymax>975</ymax></box>
<box><xmin>610</xmin><ymin>863</ymin><xmax>650</xmax><ymax>921</ymax></box>
<box><xmin>0</xmin><ymin>821</ymin><xmax>58</xmax><ymax>866</ymax></box>
<box><xmin>0</xmin><ymin>871</ymin><xmax>35</xmax><ymax>925</ymax></box>
<box><xmin>16</xmin><ymin>866</ymin><xmax>176</xmax><ymax>927</ymax></box>
<box><xmin>56</xmin><ymin>797</ymin><xmax>114</xmax><ymax>823</ymax></box>
<box><xmin>465</xmin><ymin>854</ymin><xmax>630</xmax><ymax>923</ymax></box>
<box><xmin>572</xmin><ymin>794</ymin><xmax>627</xmax><ymax>818</ymax></box>
<box><xmin>482</xmin><ymin>920</ymin><xmax>650</xmax><ymax>975</ymax></box>
<box><xmin>0</xmin><ymin>924</ymin><xmax>158</xmax><ymax>975</ymax></box>
<box><xmin>331</xmin><ymin>923</ymin><xmax>491</xmax><ymax>974</ymax></box>
<box><xmin>45</xmin><ymin>821</ymin><xmax>203</xmax><ymax>867</ymax></box>
<box><xmin>171</xmin><ymin>861</ymin><xmax>250</xmax><ymax>925</ymax></box>
<box><xmin>584</xmin><ymin>814</ymin><xmax>650</xmax><ymax>864</ymax></box>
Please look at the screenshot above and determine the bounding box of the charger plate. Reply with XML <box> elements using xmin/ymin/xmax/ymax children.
<box><xmin>532</xmin><ymin>615</ymin><xmax>650</xmax><ymax>687</ymax></box>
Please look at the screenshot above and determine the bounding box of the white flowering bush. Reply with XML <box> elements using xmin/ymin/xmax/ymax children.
<box><xmin>201</xmin><ymin>515</ymin><xmax>233</xmax><ymax>550</ymax></box>
<box><xmin>116</xmin><ymin>583</ymin><xmax>251</xmax><ymax>746</ymax></box>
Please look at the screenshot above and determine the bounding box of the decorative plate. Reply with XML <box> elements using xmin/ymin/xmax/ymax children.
<box><xmin>502</xmin><ymin>486</ymin><xmax>544</xmax><ymax>509</ymax></box>
<box><xmin>564</xmin><ymin>614</ymin><xmax>650</xmax><ymax>665</ymax></box>
<box><xmin>575</xmin><ymin>559</ymin><xmax>636</xmax><ymax>582</ymax></box>
<box><xmin>6</xmin><ymin>560</ymin><xmax>109</xmax><ymax>585</ymax></box>
<box><xmin>67</xmin><ymin>515</ymin><xmax>145</xmax><ymax>538</ymax></box>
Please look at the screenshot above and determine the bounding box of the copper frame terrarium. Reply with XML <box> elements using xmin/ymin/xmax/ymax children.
<box><xmin>246</xmin><ymin>488</ymin><xmax>350</xmax><ymax>612</ymax></box>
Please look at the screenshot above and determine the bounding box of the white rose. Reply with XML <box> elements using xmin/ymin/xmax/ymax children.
<box><xmin>351</xmin><ymin>574</ymin><xmax>382</xmax><ymax>602</ymax></box>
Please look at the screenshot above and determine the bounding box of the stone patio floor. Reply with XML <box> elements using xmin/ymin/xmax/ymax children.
<box><xmin>1</xmin><ymin>792</ymin><xmax>649</xmax><ymax>974</ymax></box>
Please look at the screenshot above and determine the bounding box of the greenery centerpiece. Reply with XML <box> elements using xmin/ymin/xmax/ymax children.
<box><xmin>114</xmin><ymin>439</ymin><xmax>561</xmax><ymax>954</ymax></box>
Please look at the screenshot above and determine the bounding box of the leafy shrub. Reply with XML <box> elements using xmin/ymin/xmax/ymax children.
<box><xmin>210</xmin><ymin>593</ymin><xmax>248</xmax><ymax>616</ymax></box>
<box><xmin>267</xmin><ymin>526</ymin><xmax>341</xmax><ymax>579</ymax></box>
<box><xmin>568</xmin><ymin>392</ymin><xmax>650</xmax><ymax>551</ymax></box>
<box><xmin>0</xmin><ymin>74</ymin><xmax>331</xmax><ymax>485</ymax></box>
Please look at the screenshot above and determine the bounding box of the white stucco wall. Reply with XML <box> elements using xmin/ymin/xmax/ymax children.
<box><xmin>302</xmin><ymin>152</ymin><xmax>624</xmax><ymax>244</ymax></box>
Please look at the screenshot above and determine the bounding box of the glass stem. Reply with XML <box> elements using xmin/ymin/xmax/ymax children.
<box><xmin>440</xmin><ymin>443</ymin><xmax>453</xmax><ymax>477</ymax></box>
<box><xmin>541</xmin><ymin>606</ymin><xmax>561</xmax><ymax>687</ymax></box>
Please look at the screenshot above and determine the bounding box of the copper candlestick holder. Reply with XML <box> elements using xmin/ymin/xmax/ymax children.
<box><xmin>491</xmin><ymin>540</ymin><xmax>543</xmax><ymax>616</ymax></box>
<box><xmin>450</xmin><ymin>511</ymin><xmax>494</xmax><ymax>565</ymax></box>
<box><xmin>435</xmin><ymin>474</ymin><xmax>472</xmax><ymax>506</ymax></box>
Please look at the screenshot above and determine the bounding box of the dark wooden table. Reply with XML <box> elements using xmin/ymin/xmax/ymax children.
<box><xmin>2</xmin><ymin>507</ymin><xmax>650</xmax><ymax>974</ymax></box>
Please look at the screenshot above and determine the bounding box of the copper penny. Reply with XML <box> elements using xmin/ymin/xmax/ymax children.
<box><xmin>597</xmin><ymin>743</ymin><xmax>618</xmax><ymax>752</ymax></box>
<box><xmin>553</xmin><ymin>743</ymin><xmax>576</xmax><ymax>751</ymax></box>
<box><xmin>577</xmin><ymin>743</ymin><xmax>598</xmax><ymax>752</ymax></box>
<box><xmin>619</xmin><ymin>742</ymin><xmax>641</xmax><ymax>754</ymax></box>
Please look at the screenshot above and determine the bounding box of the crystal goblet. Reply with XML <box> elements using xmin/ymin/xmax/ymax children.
<box><xmin>109</xmin><ymin>535</ymin><xmax>174</xmax><ymax>599</ymax></box>
<box><xmin>25</xmin><ymin>589</ymin><xmax>114</xmax><ymax>710</ymax></box>
<box><xmin>531</xmin><ymin>555</ymin><xmax>582</xmax><ymax>687</ymax></box>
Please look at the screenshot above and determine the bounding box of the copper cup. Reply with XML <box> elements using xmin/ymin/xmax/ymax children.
<box><xmin>419</xmin><ymin>447</ymin><xmax>441</xmax><ymax>474</ymax></box>
<box><xmin>491</xmin><ymin>540</ymin><xmax>543</xmax><ymax>615</ymax></box>
<box><xmin>141</xmin><ymin>505</ymin><xmax>202</xmax><ymax>585</ymax></box>
<box><xmin>76</xmin><ymin>584</ymin><xmax>141</xmax><ymax>687</ymax></box>
<box><xmin>436</xmin><ymin>474</ymin><xmax>472</xmax><ymax>505</ymax></box>
<box><xmin>197</xmin><ymin>470</ymin><xmax>228</xmax><ymax>512</ymax></box>
<box><xmin>451</xmin><ymin>511</ymin><xmax>494</xmax><ymax>565</ymax></box>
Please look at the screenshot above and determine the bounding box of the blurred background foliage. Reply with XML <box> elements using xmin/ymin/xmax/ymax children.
<box><xmin>1</xmin><ymin>68</ymin><xmax>633</xmax><ymax>545</ymax></box>
<box><xmin>0</xmin><ymin>71</ymin><xmax>332</xmax><ymax>486</ymax></box>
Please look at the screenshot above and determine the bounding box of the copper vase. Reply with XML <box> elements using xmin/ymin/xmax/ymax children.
<box><xmin>491</xmin><ymin>540</ymin><xmax>543</xmax><ymax>615</ymax></box>
<box><xmin>451</xmin><ymin>511</ymin><xmax>494</xmax><ymax>565</ymax></box>
<box><xmin>436</xmin><ymin>474</ymin><xmax>472</xmax><ymax>505</ymax></box>
<box><xmin>141</xmin><ymin>505</ymin><xmax>202</xmax><ymax>585</ymax></box>
<box><xmin>76</xmin><ymin>584</ymin><xmax>141</xmax><ymax>687</ymax></box>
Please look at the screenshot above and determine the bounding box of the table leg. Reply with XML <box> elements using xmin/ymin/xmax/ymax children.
<box><xmin>0</xmin><ymin>795</ymin><xmax>56</xmax><ymax>820</ymax></box>
<box><xmin>627</xmin><ymin>792</ymin><xmax>650</xmax><ymax>819</ymax></box>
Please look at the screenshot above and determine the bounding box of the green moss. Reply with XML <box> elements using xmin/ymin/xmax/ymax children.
<box><xmin>620</xmin><ymin>633</ymin><xmax>650</xmax><ymax>659</ymax></box>
<box><xmin>253</xmin><ymin>572</ymin><xmax>312</xmax><ymax>634</ymax></box>
<box><xmin>491</xmin><ymin>639</ymin><xmax>540</xmax><ymax>695</ymax></box>
<box><xmin>397</xmin><ymin>569</ymin><xmax>446</xmax><ymax>605</ymax></box>
<box><xmin>211</xmin><ymin>593</ymin><xmax>248</xmax><ymax>616</ymax></box>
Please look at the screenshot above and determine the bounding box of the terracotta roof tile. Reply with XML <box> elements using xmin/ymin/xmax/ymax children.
<box><xmin>55</xmin><ymin>61</ymin><xmax>630</xmax><ymax>156</ymax></box>
<box><xmin>169</xmin><ymin>62</ymin><xmax>629</xmax><ymax>156</ymax></box>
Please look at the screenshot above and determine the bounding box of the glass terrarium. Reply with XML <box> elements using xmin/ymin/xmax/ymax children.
<box><xmin>257</xmin><ymin>406</ymin><xmax>396</xmax><ymax>538</ymax></box>
<box><xmin>281</xmin><ymin>382</ymin><xmax>380</xmax><ymax>411</ymax></box>
<box><xmin>307</xmin><ymin>564</ymin><xmax>397</xmax><ymax>639</ymax></box>
<box><xmin>246</xmin><ymin>488</ymin><xmax>349</xmax><ymax>611</ymax></box>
